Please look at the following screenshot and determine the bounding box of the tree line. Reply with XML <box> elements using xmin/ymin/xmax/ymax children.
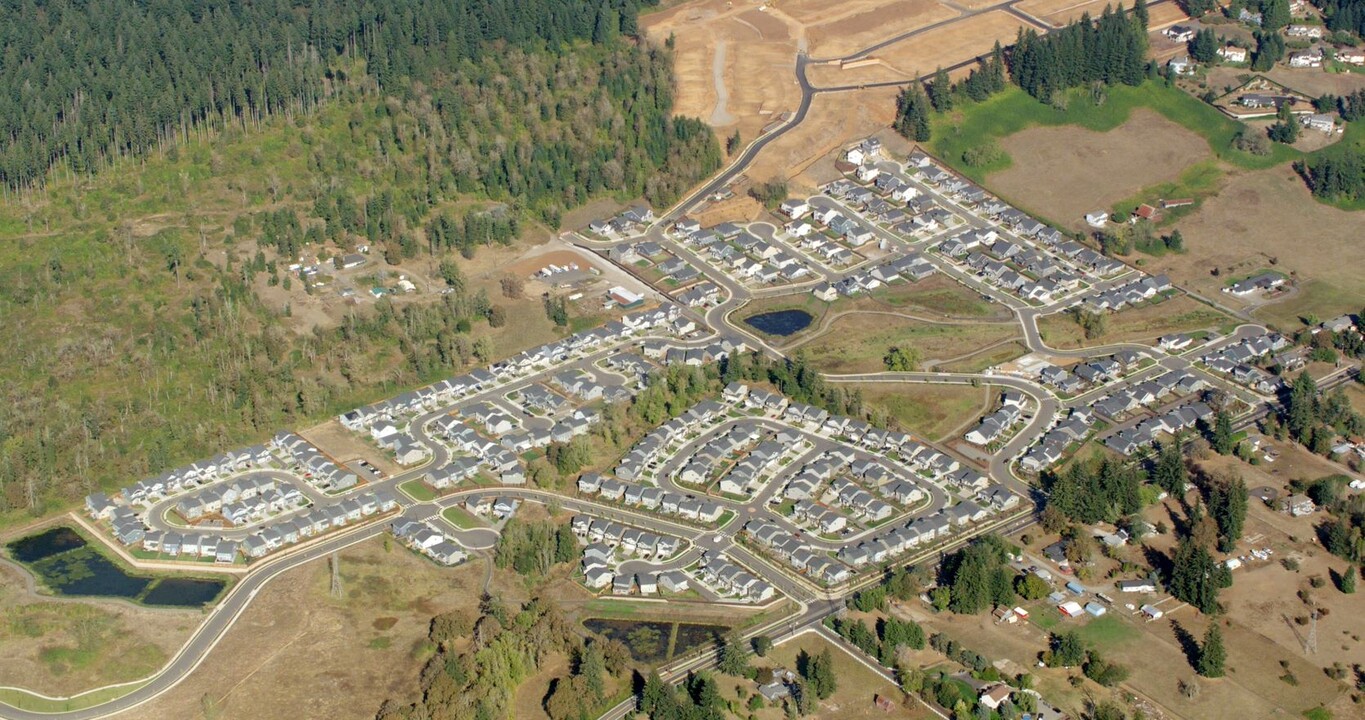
<box><xmin>1008</xmin><ymin>4</ymin><xmax>1150</xmax><ymax>103</ymax></box>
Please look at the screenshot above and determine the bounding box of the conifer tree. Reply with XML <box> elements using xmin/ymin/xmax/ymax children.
<box><xmin>1197</xmin><ymin>624</ymin><xmax>1226</xmax><ymax>677</ymax></box>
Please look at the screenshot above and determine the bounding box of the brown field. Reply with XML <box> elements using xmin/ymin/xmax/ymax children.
<box><xmin>847</xmin><ymin>382</ymin><xmax>992</xmax><ymax>440</ymax></box>
<box><xmin>803</xmin><ymin>0</ymin><xmax>960</xmax><ymax>58</ymax></box>
<box><xmin>798</xmin><ymin>313</ymin><xmax>1021</xmax><ymax>373</ymax></box>
<box><xmin>1035</xmin><ymin>294</ymin><xmax>1233</xmax><ymax>349</ymax></box>
<box><xmin>0</xmin><ymin>564</ymin><xmax>197</xmax><ymax>696</ymax></box>
<box><xmin>1155</xmin><ymin>167</ymin><xmax>1365</xmax><ymax>329</ymax></box>
<box><xmin>987</xmin><ymin>110</ymin><xmax>1211</xmax><ymax>227</ymax></box>
<box><xmin>106</xmin><ymin>538</ymin><xmax>495</xmax><ymax>720</ymax></box>
<box><xmin>1144</xmin><ymin>1</ymin><xmax>1191</xmax><ymax>30</ymax></box>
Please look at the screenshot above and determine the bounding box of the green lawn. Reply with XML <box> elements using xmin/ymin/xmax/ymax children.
<box><xmin>441</xmin><ymin>506</ymin><xmax>487</xmax><ymax>530</ymax></box>
<box><xmin>930</xmin><ymin>82</ymin><xmax>1298</xmax><ymax>183</ymax></box>
<box><xmin>399</xmin><ymin>479</ymin><xmax>437</xmax><ymax>502</ymax></box>
<box><xmin>1075</xmin><ymin>613</ymin><xmax>1139</xmax><ymax>652</ymax></box>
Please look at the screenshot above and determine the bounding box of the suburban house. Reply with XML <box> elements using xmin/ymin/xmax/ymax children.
<box><xmin>1163</xmin><ymin>24</ymin><xmax>1194</xmax><ymax>42</ymax></box>
<box><xmin>1218</xmin><ymin>45</ymin><xmax>1249</xmax><ymax>63</ymax></box>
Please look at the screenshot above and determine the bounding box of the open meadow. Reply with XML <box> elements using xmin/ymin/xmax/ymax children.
<box><xmin>1035</xmin><ymin>294</ymin><xmax>1234</xmax><ymax>349</ymax></box>
<box><xmin>845</xmin><ymin>382</ymin><xmax>992</xmax><ymax>440</ymax></box>
<box><xmin>798</xmin><ymin>313</ymin><xmax>1022</xmax><ymax>373</ymax></box>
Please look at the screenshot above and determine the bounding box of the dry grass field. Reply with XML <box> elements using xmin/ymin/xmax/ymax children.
<box><xmin>847</xmin><ymin>382</ymin><xmax>992</xmax><ymax>440</ymax></box>
<box><xmin>799</xmin><ymin>313</ymin><xmax>1021</xmax><ymax>373</ymax></box>
<box><xmin>0</xmin><ymin>564</ymin><xmax>196</xmax><ymax>696</ymax></box>
<box><xmin>1154</xmin><ymin>167</ymin><xmax>1365</xmax><ymax>328</ymax></box>
<box><xmin>801</xmin><ymin>0</ymin><xmax>959</xmax><ymax>58</ymax></box>
<box><xmin>106</xmin><ymin>538</ymin><xmax>495</xmax><ymax>720</ymax></box>
<box><xmin>1035</xmin><ymin>294</ymin><xmax>1233</xmax><ymax>349</ymax></box>
<box><xmin>987</xmin><ymin>109</ymin><xmax>1211</xmax><ymax>226</ymax></box>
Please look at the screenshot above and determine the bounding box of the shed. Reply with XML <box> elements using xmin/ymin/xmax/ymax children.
<box><xmin>1065</xmin><ymin>580</ymin><xmax>1085</xmax><ymax>595</ymax></box>
<box><xmin>1084</xmin><ymin>602</ymin><xmax>1107</xmax><ymax>617</ymax></box>
<box><xmin>1058</xmin><ymin>601</ymin><xmax>1085</xmax><ymax>618</ymax></box>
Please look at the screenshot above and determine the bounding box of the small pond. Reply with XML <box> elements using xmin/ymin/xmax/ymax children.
<box><xmin>743</xmin><ymin>309</ymin><xmax>813</xmax><ymax>337</ymax></box>
<box><xmin>583</xmin><ymin>618</ymin><xmax>729</xmax><ymax>664</ymax></box>
<box><xmin>6</xmin><ymin>526</ymin><xmax>226</xmax><ymax>608</ymax></box>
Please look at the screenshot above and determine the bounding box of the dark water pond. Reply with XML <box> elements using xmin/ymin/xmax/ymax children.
<box><xmin>743</xmin><ymin>309</ymin><xmax>814</xmax><ymax>337</ymax></box>
<box><xmin>583</xmin><ymin>617</ymin><xmax>729</xmax><ymax>664</ymax></box>
<box><xmin>6</xmin><ymin>527</ymin><xmax>225</xmax><ymax>608</ymax></box>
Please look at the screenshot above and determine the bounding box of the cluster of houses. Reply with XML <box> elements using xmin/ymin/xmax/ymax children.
<box><xmin>639</xmin><ymin>337</ymin><xmax>745</xmax><ymax>367</ymax></box>
<box><xmin>821</xmin><ymin>175</ymin><xmax>955</xmax><ymax>242</ymax></box>
<box><xmin>666</xmin><ymin>218</ymin><xmax>815</xmax><ymax>287</ymax></box>
<box><xmin>573</xmin><ymin>515</ymin><xmax>685</xmax><ymax>595</ymax></box>
<box><xmin>587</xmin><ymin>205</ymin><xmax>655</xmax><ymax>237</ymax></box>
<box><xmin>174</xmin><ymin>473</ymin><xmax>308</xmax><ymax>527</ymax></box>
<box><xmin>576</xmin><ymin>472</ymin><xmax>727</xmax><ymax>524</ymax></box>
<box><xmin>1020</xmin><ymin>408</ymin><xmax>1097</xmax><ymax>472</ymax></box>
<box><xmin>694</xmin><ymin>551</ymin><xmax>775</xmax><ymax>603</ymax></box>
<box><xmin>743</xmin><ymin>518</ymin><xmax>854</xmax><ymax>585</ymax></box>
<box><xmin>964</xmin><ymin>391</ymin><xmax>1029</xmax><ymax>447</ymax></box>
<box><xmin>1104</xmin><ymin>399</ymin><xmax>1216</xmax><ymax>456</ymax></box>
<box><xmin>390</xmin><ymin>519</ymin><xmax>469</xmax><ymax>566</ymax></box>
<box><xmin>339</xmin><ymin>304</ymin><xmax>689</xmax><ymax>437</ymax></box>
<box><xmin>163</xmin><ymin>489</ymin><xmax>398</xmax><ymax>562</ymax></box>
<box><xmin>1033</xmin><ymin>352</ymin><xmax>1145</xmax><ymax>395</ymax></box>
<box><xmin>810</xmin><ymin>252</ymin><xmax>937</xmax><ymax>301</ymax></box>
<box><xmin>1082</xmin><ymin>274</ymin><xmax>1174</xmax><ymax>313</ymax></box>
<box><xmin>717</xmin><ymin>429</ymin><xmax>802</xmax><ymax>496</ymax></box>
<box><xmin>680</xmin><ymin>421</ymin><xmax>778</xmax><ymax>483</ymax></box>
<box><xmin>428</xmin><ymin>416</ymin><xmax>526</xmax><ymax>486</ymax></box>
<box><xmin>106</xmin><ymin>444</ymin><xmax>281</xmax><ymax>509</ymax></box>
<box><xmin>1092</xmin><ymin>370</ymin><xmax>1209</xmax><ymax>421</ymax></box>
<box><xmin>271</xmin><ymin>431</ymin><xmax>360</xmax><ymax>492</ymax></box>
<box><xmin>1200</xmin><ymin>329</ymin><xmax>1292</xmax><ymax>393</ymax></box>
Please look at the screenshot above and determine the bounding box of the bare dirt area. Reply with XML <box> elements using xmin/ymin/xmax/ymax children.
<box><xmin>642</xmin><ymin>0</ymin><xmax>802</xmax><ymax>144</ymax></box>
<box><xmin>299</xmin><ymin>419</ymin><xmax>401</xmax><ymax>477</ymax></box>
<box><xmin>987</xmin><ymin>109</ymin><xmax>1211</xmax><ymax>226</ymax></box>
<box><xmin>0</xmin><ymin>563</ymin><xmax>197</xmax><ymax>696</ymax></box>
<box><xmin>107</xmin><ymin>538</ymin><xmax>492</xmax><ymax>720</ymax></box>
<box><xmin>803</xmin><ymin>0</ymin><xmax>960</xmax><ymax>58</ymax></box>
<box><xmin>1154</xmin><ymin>167</ymin><xmax>1365</xmax><ymax>328</ymax></box>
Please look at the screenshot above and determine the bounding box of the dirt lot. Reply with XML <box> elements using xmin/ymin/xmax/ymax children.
<box><xmin>1035</xmin><ymin>294</ymin><xmax>1233</xmax><ymax>349</ymax></box>
<box><xmin>798</xmin><ymin>313</ymin><xmax>1021</xmax><ymax>373</ymax></box>
<box><xmin>106</xmin><ymin>538</ymin><xmax>493</xmax><ymax>720</ymax></box>
<box><xmin>299</xmin><ymin>419</ymin><xmax>401</xmax><ymax>477</ymax></box>
<box><xmin>0</xmin><ymin>564</ymin><xmax>197</xmax><ymax>696</ymax></box>
<box><xmin>643</xmin><ymin>0</ymin><xmax>804</xmax><ymax>145</ymax></box>
<box><xmin>847</xmin><ymin>381</ymin><xmax>992</xmax><ymax>440</ymax></box>
<box><xmin>1154</xmin><ymin>167</ymin><xmax>1365</xmax><ymax>328</ymax></box>
<box><xmin>987</xmin><ymin>109</ymin><xmax>1211</xmax><ymax>227</ymax></box>
<box><xmin>805</xmin><ymin>11</ymin><xmax>1029</xmax><ymax>87</ymax></box>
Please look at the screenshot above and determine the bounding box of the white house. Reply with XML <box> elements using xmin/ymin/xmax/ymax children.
<box><xmin>1085</xmin><ymin>211</ymin><xmax>1109</xmax><ymax>228</ymax></box>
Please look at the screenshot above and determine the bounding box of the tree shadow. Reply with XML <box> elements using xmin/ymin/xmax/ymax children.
<box><xmin>1168</xmin><ymin>619</ymin><xmax>1200</xmax><ymax>670</ymax></box>
<box><xmin>1141</xmin><ymin>544</ymin><xmax>1173</xmax><ymax>585</ymax></box>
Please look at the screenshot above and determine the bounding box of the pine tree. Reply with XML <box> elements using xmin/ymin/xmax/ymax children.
<box><xmin>1211</xmin><ymin>410</ymin><xmax>1235</xmax><ymax>455</ymax></box>
<box><xmin>894</xmin><ymin>83</ymin><xmax>933</xmax><ymax>142</ymax></box>
<box><xmin>1172</xmin><ymin>537</ymin><xmax>1222</xmax><ymax>614</ymax></box>
<box><xmin>1133</xmin><ymin>0</ymin><xmax>1150</xmax><ymax>27</ymax></box>
<box><xmin>1263</xmin><ymin>0</ymin><xmax>1291</xmax><ymax>31</ymax></box>
<box><xmin>1189</xmin><ymin>29</ymin><xmax>1219</xmax><ymax>63</ymax></box>
<box><xmin>928</xmin><ymin>67</ymin><xmax>954</xmax><ymax>111</ymax></box>
<box><xmin>1197</xmin><ymin>624</ymin><xmax>1226</xmax><ymax>677</ymax></box>
<box><xmin>1154</xmin><ymin>441</ymin><xmax>1188</xmax><ymax>495</ymax></box>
